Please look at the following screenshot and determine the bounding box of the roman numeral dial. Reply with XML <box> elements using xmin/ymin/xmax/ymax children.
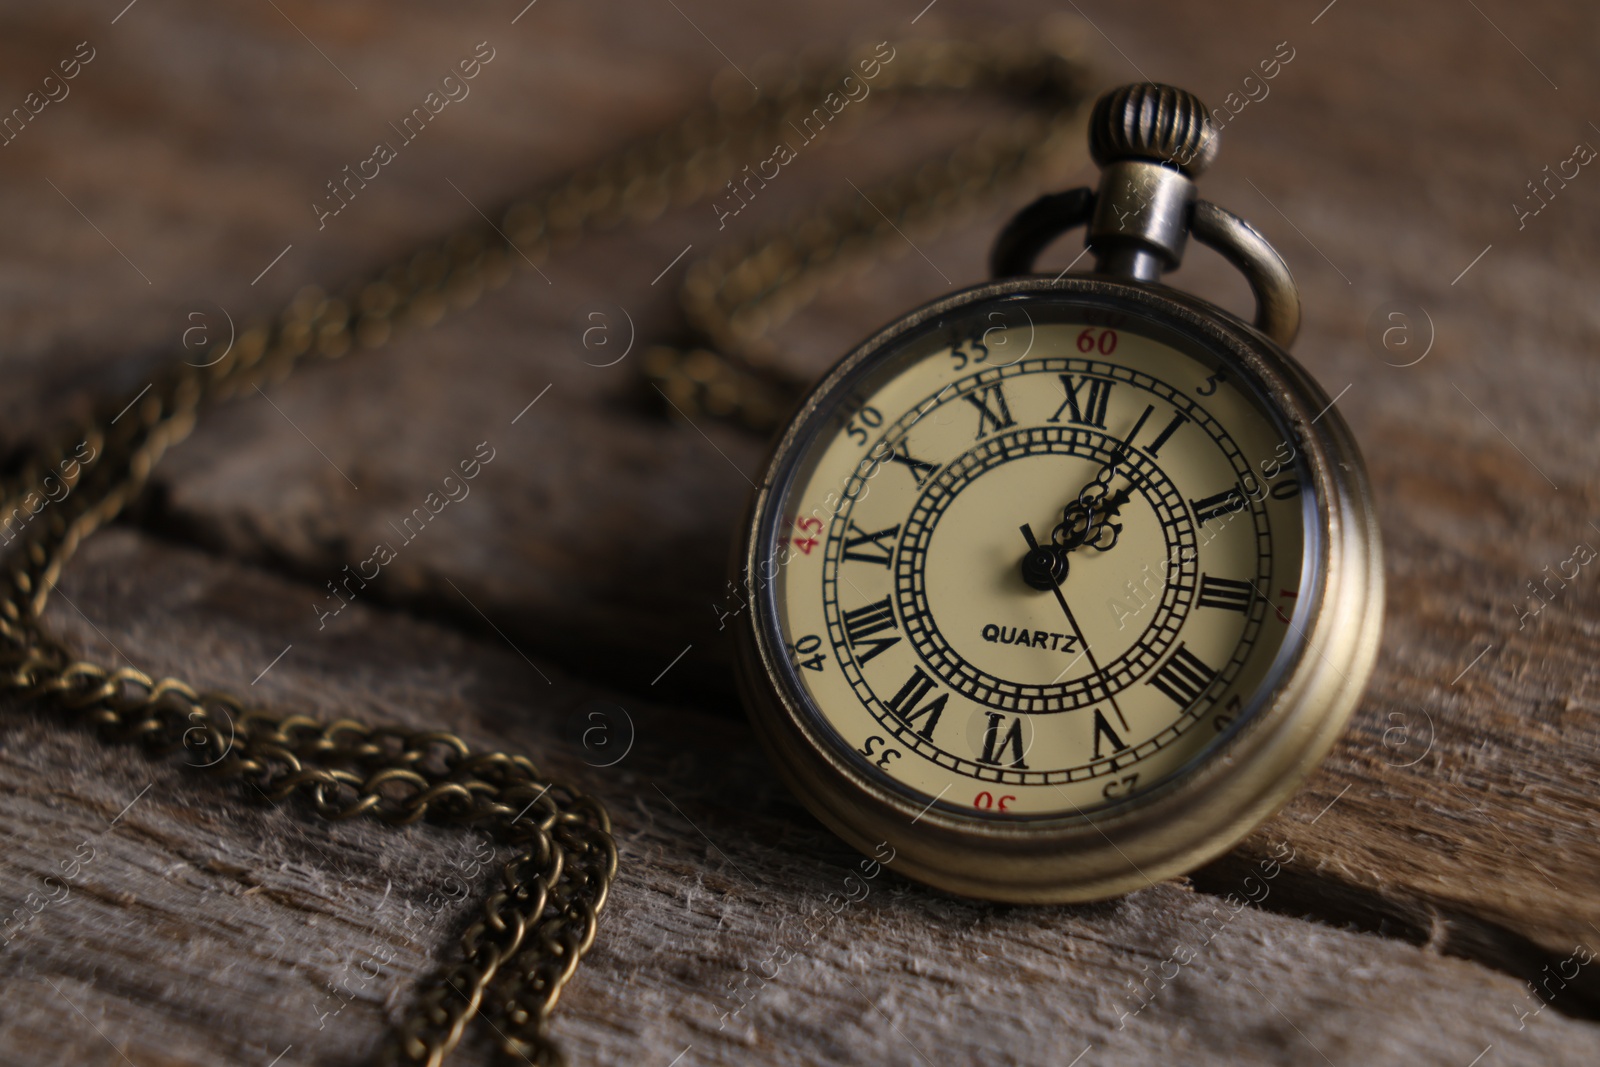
<box><xmin>783</xmin><ymin>328</ymin><xmax>1303</xmax><ymax>818</ymax></box>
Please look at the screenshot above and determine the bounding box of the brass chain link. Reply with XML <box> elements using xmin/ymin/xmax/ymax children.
<box><xmin>0</xmin><ymin>31</ymin><xmax>1090</xmax><ymax>1066</ymax></box>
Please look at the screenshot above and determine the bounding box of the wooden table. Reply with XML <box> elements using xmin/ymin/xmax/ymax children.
<box><xmin>2</xmin><ymin>2</ymin><xmax>1597</xmax><ymax>1064</ymax></box>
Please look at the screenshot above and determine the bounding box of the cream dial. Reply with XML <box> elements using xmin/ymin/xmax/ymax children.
<box><xmin>770</xmin><ymin>311</ymin><xmax>1307</xmax><ymax>818</ymax></box>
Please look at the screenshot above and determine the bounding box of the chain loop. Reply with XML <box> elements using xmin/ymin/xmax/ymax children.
<box><xmin>0</xmin><ymin>31</ymin><xmax>1090</xmax><ymax>1064</ymax></box>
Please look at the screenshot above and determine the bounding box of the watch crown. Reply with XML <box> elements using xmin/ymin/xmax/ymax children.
<box><xmin>1088</xmin><ymin>83</ymin><xmax>1219</xmax><ymax>178</ymax></box>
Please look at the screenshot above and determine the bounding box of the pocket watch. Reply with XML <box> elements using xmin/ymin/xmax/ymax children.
<box><xmin>733</xmin><ymin>83</ymin><xmax>1383</xmax><ymax>903</ymax></box>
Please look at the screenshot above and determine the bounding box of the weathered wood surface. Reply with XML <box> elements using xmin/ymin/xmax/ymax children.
<box><xmin>2</xmin><ymin>0</ymin><xmax>1599</xmax><ymax>1064</ymax></box>
<box><xmin>10</xmin><ymin>531</ymin><xmax>1597</xmax><ymax>1067</ymax></box>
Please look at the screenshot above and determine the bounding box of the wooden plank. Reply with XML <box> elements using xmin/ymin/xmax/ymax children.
<box><xmin>0</xmin><ymin>530</ymin><xmax>1593</xmax><ymax>1066</ymax></box>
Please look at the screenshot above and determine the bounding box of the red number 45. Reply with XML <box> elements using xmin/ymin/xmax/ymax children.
<box><xmin>793</xmin><ymin>517</ymin><xmax>823</xmax><ymax>555</ymax></box>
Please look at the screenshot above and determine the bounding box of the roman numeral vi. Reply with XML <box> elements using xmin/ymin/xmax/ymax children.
<box><xmin>979</xmin><ymin>712</ymin><xmax>1029</xmax><ymax>768</ymax></box>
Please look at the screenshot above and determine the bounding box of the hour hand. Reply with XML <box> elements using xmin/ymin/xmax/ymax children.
<box><xmin>1054</xmin><ymin>482</ymin><xmax>1132</xmax><ymax>552</ymax></box>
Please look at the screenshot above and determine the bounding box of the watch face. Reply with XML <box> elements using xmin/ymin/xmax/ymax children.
<box><xmin>758</xmin><ymin>290</ymin><xmax>1313</xmax><ymax>820</ymax></box>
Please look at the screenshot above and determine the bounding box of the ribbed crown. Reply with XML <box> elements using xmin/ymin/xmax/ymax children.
<box><xmin>1088</xmin><ymin>83</ymin><xmax>1219</xmax><ymax>177</ymax></box>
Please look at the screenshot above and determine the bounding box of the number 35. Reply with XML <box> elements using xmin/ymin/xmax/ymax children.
<box><xmin>858</xmin><ymin>736</ymin><xmax>901</xmax><ymax>768</ymax></box>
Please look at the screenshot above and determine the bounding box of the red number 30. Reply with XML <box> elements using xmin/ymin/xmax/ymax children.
<box><xmin>973</xmin><ymin>791</ymin><xmax>1015</xmax><ymax>812</ymax></box>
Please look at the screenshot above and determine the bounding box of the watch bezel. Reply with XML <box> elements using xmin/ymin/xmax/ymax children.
<box><xmin>733</xmin><ymin>274</ymin><xmax>1382</xmax><ymax>903</ymax></box>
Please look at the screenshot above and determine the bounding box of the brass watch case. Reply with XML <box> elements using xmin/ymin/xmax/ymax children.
<box><xmin>733</xmin><ymin>274</ymin><xmax>1383</xmax><ymax>904</ymax></box>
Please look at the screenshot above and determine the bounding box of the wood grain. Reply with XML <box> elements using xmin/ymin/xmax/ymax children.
<box><xmin>1</xmin><ymin>0</ymin><xmax>1598</xmax><ymax>1064</ymax></box>
<box><xmin>5</xmin><ymin>530</ymin><xmax>1596</xmax><ymax>1067</ymax></box>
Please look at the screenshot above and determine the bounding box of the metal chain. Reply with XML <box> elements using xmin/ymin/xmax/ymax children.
<box><xmin>0</xmin><ymin>31</ymin><xmax>1090</xmax><ymax>1066</ymax></box>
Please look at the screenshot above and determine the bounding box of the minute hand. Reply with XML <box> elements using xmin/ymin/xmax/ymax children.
<box><xmin>1020</xmin><ymin>523</ymin><xmax>1130</xmax><ymax>731</ymax></box>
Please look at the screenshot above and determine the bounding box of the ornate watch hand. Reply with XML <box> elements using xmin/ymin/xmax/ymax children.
<box><xmin>1056</xmin><ymin>482</ymin><xmax>1133</xmax><ymax>553</ymax></box>
<box><xmin>1054</xmin><ymin>406</ymin><xmax>1152</xmax><ymax>553</ymax></box>
<box><xmin>1019</xmin><ymin>523</ymin><xmax>1131</xmax><ymax>731</ymax></box>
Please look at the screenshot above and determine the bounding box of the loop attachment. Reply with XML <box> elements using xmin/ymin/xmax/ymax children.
<box><xmin>989</xmin><ymin>189</ymin><xmax>1301</xmax><ymax>350</ymax></box>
